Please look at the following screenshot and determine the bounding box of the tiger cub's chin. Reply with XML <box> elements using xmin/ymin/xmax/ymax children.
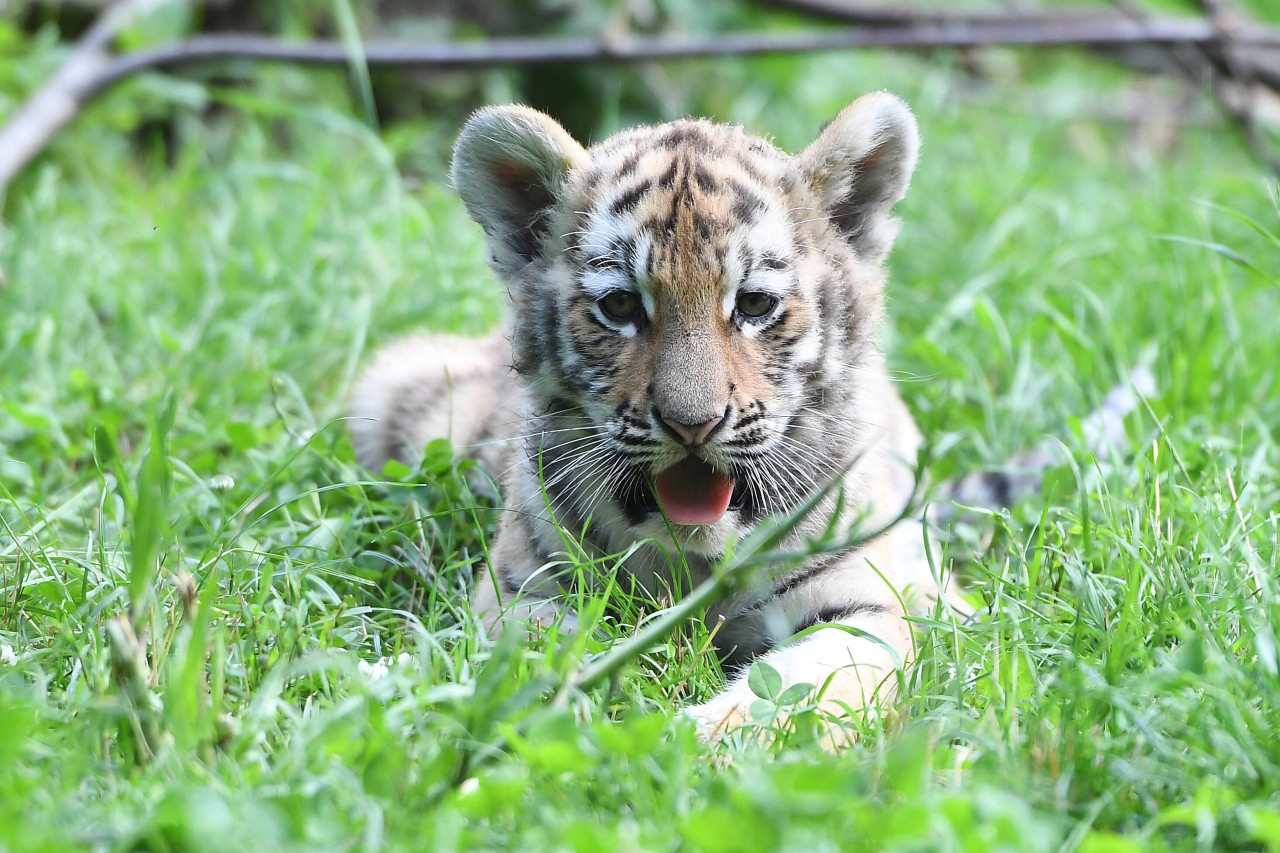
<box><xmin>352</xmin><ymin>92</ymin><xmax>960</xmax><ymax>743</ymax></box>
<box><xmin>628</xmin><ymin>514</ymin><xmax>741</xmax><ymax>561</ymax></box>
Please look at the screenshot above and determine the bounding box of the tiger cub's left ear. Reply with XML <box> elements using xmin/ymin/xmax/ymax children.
<box><xmin>451</xmin><ymin>104</ymin><xmax>589</xmax><ymax>278</ymax></box>
<box><xmin>797</xmin><ymin>92</ymin><xmax>920</xmax><ymax>265</ymax></box>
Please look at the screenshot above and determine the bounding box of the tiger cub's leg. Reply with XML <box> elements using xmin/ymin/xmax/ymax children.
<box><xmin>686</xmin><ymin>525</ymin><xmax>924</xmax><ymax>743</ymax></box>
<box><xmin>688</xmin><ymin>608</ymin><xmax>912</xmax><ymax>743</ymax></box>
<box><xmin>470</xmin><ymin>507</ymin><xmax>579</xmax><ymax>637</ymax></box>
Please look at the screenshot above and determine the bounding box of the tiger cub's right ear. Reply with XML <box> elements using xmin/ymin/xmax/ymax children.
<box><xmin>451</xmin><ymin>105</ymin><xmax>588</xmax><ymax>278</ymax></box>
<box><xmin>796</xmin><ymin>92</ymin><xmax>920</xmax><ymax>266</ymax></box>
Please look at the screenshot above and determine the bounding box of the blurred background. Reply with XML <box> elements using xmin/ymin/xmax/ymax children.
<box><xmin>1</xmin><ymin>0</ymin><xmax>1276</xmax><ymax>478</ymax></box>
<box><xmin>2</xmin><ymin>0</ymin><xmax>1277</xmax><ymax>194</ymax></box>
<box><xmin>2</xmin><ymin>5</ymin><xmax>1279</xmax><ymax>849</ymax></box>
<box><xmin>2</xmin><ymin>0</ymin><xmax>1278</xmax><ymax>525</ymax></box>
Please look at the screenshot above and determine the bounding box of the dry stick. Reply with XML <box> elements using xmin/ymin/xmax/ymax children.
<box><xmin>766</xmin><ymin>0</ymin><xmax>1139</xmax><ymax>27</ymax></box>
<box><xmin>1190</xmin><ymin>0</ymin><xmax>1280</xmax><ymax>174</ymax></box>
<box><xmin>4</xmin><ymin>16</ymin><xmax>1280</xmax><ymax>192</ymax></box>
<box><xmin>1105</xmin><ymin>0</ymin><xmax>1218</xmax><ymax>83</ymax></box>
<box><xmin>765</xmin><ymin>0</ymin><xmax>1280</xmax><ymax>90</ymax></box>
<box><xmin>0</xmin><ymin>0</ymin><xmax>174</xmax><ymax>192</ymax></box>
<box><xmin>85</xmin><ymin>19</ymin><xmax>1280</xmax><ymax>97</ymax></box>
<box><xmin>776</xmin><ymin>0</ymin><xmax>1280</xmax><ymax>169</ymax></box>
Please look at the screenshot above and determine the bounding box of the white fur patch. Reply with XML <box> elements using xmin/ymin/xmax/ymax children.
<box><xmin>791</xmin><ymin>327</ymin><xmax>822</xmax><ymax>364</ymax></box>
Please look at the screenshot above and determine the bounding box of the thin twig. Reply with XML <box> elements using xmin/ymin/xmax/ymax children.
<box><xmin>83</xmin><ymin>19</ymin><xmax>1280</xmax><ymax>102</ymax></box>
<box><xmin>766</xmin><ymin>0</ymin><xmax>1280</xmax><ymax>90</ymax></box>
<box><xmin>0</xmin><ymin>0</ymin><xmax>175</xmax><ymax>193</ymax></box>
<box><xmin>766</xmin><ymin>0</ymin><xmax>1135</xmax><ymax>27</ymax></box>
<box><xmin>1189</xmin><ymin>0</ymin><xmax>1280</xmax><ymax>174</ymax></box>
<box><xmin>766</xmin><ymin>0</ymin><xmax>1280</xmax><ymax>170</ymax></box>
<box><xmin>5</xmin><ymin>12</ymin><xmax>1280</xmax><ymax>193</ymax></box>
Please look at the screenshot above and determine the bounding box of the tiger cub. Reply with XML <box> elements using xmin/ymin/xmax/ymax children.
<box><xmin>351</xmin><ymin>92</ymin><xmax>956</xmax><ymax>738</ymax></box>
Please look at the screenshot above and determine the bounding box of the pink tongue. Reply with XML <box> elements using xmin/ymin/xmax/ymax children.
<box><xmin>654</xmin><ymin>457</ymin><xmax>735</xmax><ymax>526</ymax></box>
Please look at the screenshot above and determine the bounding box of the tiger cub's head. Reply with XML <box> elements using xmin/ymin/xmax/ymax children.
<box><xmin>451</xmin><ymin>94</ymin><xmax>919</xmax><ymax>553</ymax></box>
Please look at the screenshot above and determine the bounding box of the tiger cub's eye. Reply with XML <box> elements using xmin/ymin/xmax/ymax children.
<box><xmin>599</xmin><ymin>291</ymin><xmax>642</xmax><ymax>323</ymax></box>
<box><xmin>735</xmin><ymin>291</ymin><xmax>778</xmax><ymax>319</ymax></box>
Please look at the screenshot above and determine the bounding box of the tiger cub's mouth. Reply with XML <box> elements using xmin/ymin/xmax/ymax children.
<box><xmin>616</xmin><ymin>456</ymin><xmax>754</xmax><ymax>526</ymax></box>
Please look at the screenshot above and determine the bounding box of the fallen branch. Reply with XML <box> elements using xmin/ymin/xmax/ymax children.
<box><xmin>0</xmin><ymin>0</ymin><xmax>174</xmax><ymax>192</ymax></box>
<box><xmin>766</xmin><ymin>0</ymin><xmax>1137</xmax><ymax>27</ymax></box>
<box><xmin>85</xmin><ymin>19</ymin><xmax>1280</xmax><ymax>96</ymax></box>
<box><xmin>761</xmin><ymin>1</ymin><xmax>1280</xmax><ymax>96</ymax></box>
<box><xmin>1187</xmin><ymin>0</ymin><xmax>1280</xmax><ymax>173</ymax></box>
<box><xmin>4</xmin><ymin>12</ymin><xmax>1280</xmax><ymax>192</ymax></box>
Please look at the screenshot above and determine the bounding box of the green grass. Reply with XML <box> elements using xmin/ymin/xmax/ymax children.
<box><xmin>2</xmin><ymin>44</ymin><xmax>1279</xmax><ymax>852</ymax></box>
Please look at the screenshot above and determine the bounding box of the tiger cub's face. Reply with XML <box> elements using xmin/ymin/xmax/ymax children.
<box><xmin>452</xmin><ymin>94</ymin><xmax>919</xmax><ymax>555</ymax></box>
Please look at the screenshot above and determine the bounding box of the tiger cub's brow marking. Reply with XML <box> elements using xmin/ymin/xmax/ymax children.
<box><xmin>351</xmin><ymin>92</ymin><xmax>959</xmax><ymax>738</ymax></box>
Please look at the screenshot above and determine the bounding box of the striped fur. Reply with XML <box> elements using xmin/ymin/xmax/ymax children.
<box><xmin>352</xmin><ymin>94</ymin><xmax>975</xmax><ymax>739</ymax></box>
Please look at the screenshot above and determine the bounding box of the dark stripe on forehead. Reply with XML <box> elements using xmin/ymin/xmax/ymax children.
<box><xmin>615</xmin><ymin>150</ymin><xmax>642</xmax><ymax>179</ymax></box>
<box><xmin>660</xmin><ymin>123</ymin><xmax>713</xmax><ymax>150</ymax></box>
<box><xmin>732</xmin><ymin>193</ymin><xmax>766</xmax><ymax>224</ymax></box>
<box><xmin>656</xmin><ymin>159</ymin><xmax>680</xmax><ymax>189</ymax></box>
<box><xmin>608</xmin><ymin>181</ymin><xmax>651</xmax><ymax>217</ymax></box>
<box><xmin>644</xmin><ymin>212</ymin><xmax>678</xmax><ymax>239</ymax></box>
<box><xmin>690</xmin><ymin>211</ymin><xmax>715</xmax><ymax>242</ymax></box>
<box><xmin>692</xmin><ymin>164</ymin><xmax>716</xmax><ymax>192</ymax></box>
<box><xmin>721</xmin><ymin>174</ymin><xmax>769</xmax><ymax>219</ymax></box>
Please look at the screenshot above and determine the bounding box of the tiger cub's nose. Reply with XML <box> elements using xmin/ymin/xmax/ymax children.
<box><xmin>660</xmin><ymin>415</ymin><xmax>724</xmax><ymax>447</ymax></box>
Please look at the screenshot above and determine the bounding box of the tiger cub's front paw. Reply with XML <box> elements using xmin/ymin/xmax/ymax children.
<box><xmin>683</xmin><ymin>680</ymin><xmax>759</xmax><ymax>741</ymax></box>
<box><xmin>682</xmin><ymin>676</ymin><xmax>864</xmax><ymax>750</ymax></box>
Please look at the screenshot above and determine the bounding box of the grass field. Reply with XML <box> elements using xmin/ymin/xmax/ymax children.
<box><xmin>1</xmin><ymin>36</ymin><xmax>1279</xmax><ymax>853</ymax></box>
